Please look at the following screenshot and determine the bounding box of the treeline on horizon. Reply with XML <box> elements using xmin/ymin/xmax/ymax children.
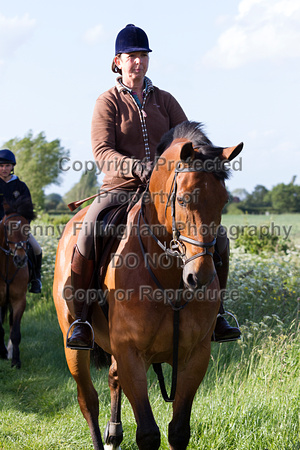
<box><xmin>44</xmin><ymin>176</ymin><xmax>300</xmax><ymax>216</ymax></box>
<box><xmin>225</xmin><ymin>177</ymin><xmax>300</xmax><ymax>214</ymax></box>
<box><xmin>2</xmin><ymin>131</ymin><xmax>300</xmax><ymax>216</ymax></box>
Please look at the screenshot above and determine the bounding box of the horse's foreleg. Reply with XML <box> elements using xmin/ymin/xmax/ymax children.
<box><xmin>9</xmin><ymin>303</ymin><xmax>25</xmax><ymax>369</ymax></box>
<box><xmin>65</xmin><ymin>347</ymin><xmax>104</xmax><ymax>450</ymax></box>
<box><xmin>0</xmin><ymin>310</ymin><xmax>7</xmax><ymax>359</ymax></box>
<box><xmin>103</xmin><ymin>356</ymin><xmax>123</xmax><ymax>450</ymax></box>
<box><xmin>115</xmin><ymin>347</ymin><xmax>160</xmax><ymax>450</ymax></box>
<box><xmin>168</xmin><ymin>343</ymin><xmax>211</xmax><ymax>450</ymax></box>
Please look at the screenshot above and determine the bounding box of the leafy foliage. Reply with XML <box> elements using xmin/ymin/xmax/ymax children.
<box><xmin>227</xmin><ymin>177</ymin><xmax>300</xmax><ymax>214</ymax></box>
<box><xmin>3</xmin><ymin>131</ymin><xmax>68</xmax><ymax>209</ymax></box>
<box><xmin>63</xmin><ymin>169</ymin><xmax>100</xmax><ymax>209</ymax></box>
<box><xmin>44</xmin><ymin>193</ymin><xmax>64</xmax><ymax>212</ymax></box>
<box><xmin>234</xmin><ymin>227</ymin><xmax>292</xmax><ymax>254</ymax></box>
<box><xmin>226</xmin><ymin>250</ymin><xmax>300</xmax><ymax>327</ymax></box>
<box><xmin>270</xmin><ymin>182</ymin><xmax>300</xmax><ymax>213</ymax></box>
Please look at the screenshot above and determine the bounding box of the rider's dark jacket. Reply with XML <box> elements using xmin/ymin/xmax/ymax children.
<box><xmin>0</xmin><ymin>175</ymin><xmax>31</xmax><ymax>220</ymax></box>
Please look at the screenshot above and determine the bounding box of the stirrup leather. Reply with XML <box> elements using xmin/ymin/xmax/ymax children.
<box><xmin>66</xmin><ymin>319</ymin><xmax>95</xmax><ymax>350</ymax></box>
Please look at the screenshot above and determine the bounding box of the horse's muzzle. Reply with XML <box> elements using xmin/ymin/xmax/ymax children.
<box><xmin>13</xmin><ymin>253</ymin><xmax>28</xmax><ymax>269</ymax></box>
<box><xmin>182</xmin><ymin>260</ymin><xmax>216</xmax><ymax>291</ymax></box>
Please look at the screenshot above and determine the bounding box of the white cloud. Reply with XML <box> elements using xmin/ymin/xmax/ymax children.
<box><xmin>203</xmin><ymin>0</ymin><xmax>300</xmax><ymax>68</ymax></box>
<box><xmin>83</xmin><ymin>24</ymin><xmax>105</xmax><ymax>45</ymax></box>
<box><xmin>0</xmin><ymin>13</ymin><xmax>36</xmax><ymax>62</ymax></box>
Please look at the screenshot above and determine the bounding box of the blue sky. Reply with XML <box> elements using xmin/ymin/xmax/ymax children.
<box><xmin>0</xmin><ymin>0</ymin><xmax>299</xmax><ymax>198</ymax></box>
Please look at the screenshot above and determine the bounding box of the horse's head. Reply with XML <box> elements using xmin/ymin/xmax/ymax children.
<box><xmin>0</xmin><ymin>196</ymin><xmax>34</xmax><ymax>269</ymax></box>
<box><xmin>150</xmin><ymin>121</ymin><xmax>243</xmax><ymax>291</ymax></box>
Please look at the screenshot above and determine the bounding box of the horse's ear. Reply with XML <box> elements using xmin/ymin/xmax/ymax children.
<box><xmin>222</xmin><ymin>142</ymin><xmax>243</xmax><ymax>161</ymax></box>
<box><xmin>180</xmin><ymin>142</ymin><xmax>194</xmax><ymax>162</ymax></box>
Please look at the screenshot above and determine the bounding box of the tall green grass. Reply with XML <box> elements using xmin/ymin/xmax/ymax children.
<box><xmin>0</xmin><ymin>217</ymin><xmax>299</xmax><ymax>449</ymax></box>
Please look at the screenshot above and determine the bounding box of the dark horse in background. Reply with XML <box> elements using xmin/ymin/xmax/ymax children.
<box><xmin>0</xmin><ymin>195</ymin><xmax>35</xmax><ymax>368</ymax></box>
<box><xmin>53</xmin><ymin>121</ymin><xmax>243</xmax><ymax>449</ymax></box>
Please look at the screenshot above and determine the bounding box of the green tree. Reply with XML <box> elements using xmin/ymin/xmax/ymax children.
<box><xmin>63</xmin><ymin>169</ymin><xmax>100</xmax><ymax>209</ymax></box>
<box><xmin>245</xmin><ymin>185</ymin><xmax>271</xmax><ymax>208</ymax></box>
<box><xmin>270</xmin><ymin>182</ymin><xmax>300</xmax><ymax>213</ymax></box>
<box><xmin>44</xmin><ymin>193</ymin><xmax>64</xmax><ymax>212</ymax></box>
<box><xmin>231</xmin><ymin>188</ymin><xmax>249</xmax><ymax>201</ymax></box>
<box><xmin>3</xmin><ymin>131</ymin><xmax>68</xmax><ymax>209</ymax></box>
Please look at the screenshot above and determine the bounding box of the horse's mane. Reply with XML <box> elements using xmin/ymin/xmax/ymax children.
<box><xmin>4</xmin><ymin>195</ymin><xmax>36</xmax><ymax>222</ymax></box>
<box><xmin>156</xmin><ymin>121</ymin><xmax>231</xmax><ymax>180</ymax></box>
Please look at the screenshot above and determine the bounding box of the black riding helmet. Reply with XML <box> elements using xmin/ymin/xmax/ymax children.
<box><xmin>112</xmin><ymin>24</ymin><xmax>152</xmax><ymax>74</ymax></box>
<box><xmin>0</xmin><ymin>149</ymin><xmax>16</xmax><ymax>165</ymax></box>
<box><xmin>115</xmin><ymin>24</ymin><xmax>152</xmax><ymax>55</ymax></box>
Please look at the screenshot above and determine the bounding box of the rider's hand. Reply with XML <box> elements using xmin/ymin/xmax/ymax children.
<box><xmin>132</xmin><ymin>160</ymin><xmax>154</xmax><ymax>184</ymax></box>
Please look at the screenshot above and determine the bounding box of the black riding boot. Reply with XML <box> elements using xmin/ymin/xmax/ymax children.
<box><xmin>29</xmin><ymin>252</ymin><xmax>42</xmax><ymax>294</ymax></box>
<box><xmin>67</xmin><ymin>245</ymin><xmax>94</xmax><ymax>349</ymax></box>
<box><xmin>212</xmin><ymin>241</ymin><xmax>241</xmax><ymax>342</ymax></box>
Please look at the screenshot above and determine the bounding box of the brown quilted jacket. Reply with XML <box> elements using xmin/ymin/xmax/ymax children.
<box><xmin>91</xmin><ymin>78</ymin><xmax>187</xmax><ymax>189</ymax></box>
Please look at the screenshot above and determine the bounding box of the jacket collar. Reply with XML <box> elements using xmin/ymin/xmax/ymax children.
<box><xmin>116</xmin><ymin>76</ymin><xmax>154</xmax><ymax>95</ymax></box>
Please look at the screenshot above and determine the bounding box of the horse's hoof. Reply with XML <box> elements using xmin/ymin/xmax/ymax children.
<box><xmin>104</xmin><ymin>421</ymin><xmax>123</xmax><ymax>448</ymax></box>
<box><xmin>104</xmin><ymin>446</ymin><xmax>121</xmax><ymax>450</ymax></box>
<box><xmin>11</xmin><ymin>361</ymin><xmax>21</xmax><ymax>369</ymax></box>
<box><xmin>0</xmin><ymin>350</ymin><xmax>8</xmax><ymax>360</ymax></box>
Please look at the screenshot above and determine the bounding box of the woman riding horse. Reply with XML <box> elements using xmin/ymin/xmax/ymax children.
<box><xmin>0</xmin><ymin>149</ymin><xmax>42</xmax><ymax>293</ymax></box>
<box><xmin>66</xmin><ymin>24</ymin><xmax>240</xmax><ymax>348</ymax></box>
<box><xmin>54</xmin><ymin>125</ymin><xmax>243</xmax><ymax>449</ymax></box>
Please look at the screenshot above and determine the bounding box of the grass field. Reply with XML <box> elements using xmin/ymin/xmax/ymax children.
<box><xmin>222</xmin><ymin>213</ymin><xmax>300</xmax><ymax>246</ymax></box>
<box><xmin>0</xmin><ymin>214</ymin><xmax>299</xmax><ymax>449</ymax></box>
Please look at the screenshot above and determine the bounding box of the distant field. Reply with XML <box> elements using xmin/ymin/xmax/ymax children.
<box><xmin>222</xmin><ymin>213</ymin><xmax>300</xmax><ymax>246</ymax></box>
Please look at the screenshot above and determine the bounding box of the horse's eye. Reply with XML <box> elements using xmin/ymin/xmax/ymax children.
<box><xmin>177</xmin><ymin>196</ymin><xmax>186</xmax><ymax>207</ymax></box>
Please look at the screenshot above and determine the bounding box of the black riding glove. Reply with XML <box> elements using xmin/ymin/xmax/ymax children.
<box><xmin>132</xmin><ymin>160</ymin><xmax>154</xmax><ymax>184</ymax></box>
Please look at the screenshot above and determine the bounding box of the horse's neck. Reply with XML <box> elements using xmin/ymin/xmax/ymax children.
<box><xmin>143</xmin><ymin>199</ymin><xmax>169</xmax><ymax>240</ymax></box>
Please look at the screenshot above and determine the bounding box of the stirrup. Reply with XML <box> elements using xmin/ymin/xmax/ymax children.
<box><xmin>66</xmin><ymin>319</ymin><xmax>95</xmax><ymax>350</ymax></box>
<box><xmin>212</xmin><ymin>311</ymin><xmax>241</xmax><ymax>343</ymax></box>
<box><xmin>29</xmin><ymin>279</ymin><xmax>42</xmax><ymax>293</ymax></box>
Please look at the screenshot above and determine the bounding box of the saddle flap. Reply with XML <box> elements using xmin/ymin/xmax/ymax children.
<box><xmin>94</xmin><ymin>203</ymin><xmax>129</xmax><ymax>283</ymax></box>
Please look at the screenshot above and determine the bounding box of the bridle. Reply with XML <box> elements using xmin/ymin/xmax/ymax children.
<box><xmin>138</xmin><ymin>164</ymin><xmax>217</xmax><ymax>271</ymax></box>
<box><xmin>0</xmin><ymin>213</ymin><xmax>29</xmax><ymax>257</ymax></box>
<box><xmin>0</xmin><ymin>213</ymin><xmax>29</xmax><ymax>306</ymax></box>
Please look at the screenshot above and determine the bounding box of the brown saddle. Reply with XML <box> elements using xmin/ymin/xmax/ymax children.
<box><xmin>94</xmin><ymin>187</ymin><xmax>144</xmax><ymax>297</ymax></box>
<box><xmin>95</xmin><ymin>202</ymin><xmax>128</xmax><ymax>284</ymax></box>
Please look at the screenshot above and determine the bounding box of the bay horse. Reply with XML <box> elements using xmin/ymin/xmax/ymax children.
<box><xmin>53</xmin><ymin>121</ymin><xmax>243</xmax><ymax>449</ymax></box>
<box><xmin>0</xmin><ymin>196</ymin><xmax>34</xmax><ymax>369</ymax></box>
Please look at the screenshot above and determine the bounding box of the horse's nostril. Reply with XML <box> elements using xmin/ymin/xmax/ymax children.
<box><xmin>187</xmin><ymin>273</ymin><xmax>198</xmax><ymax>289</ymax></box>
